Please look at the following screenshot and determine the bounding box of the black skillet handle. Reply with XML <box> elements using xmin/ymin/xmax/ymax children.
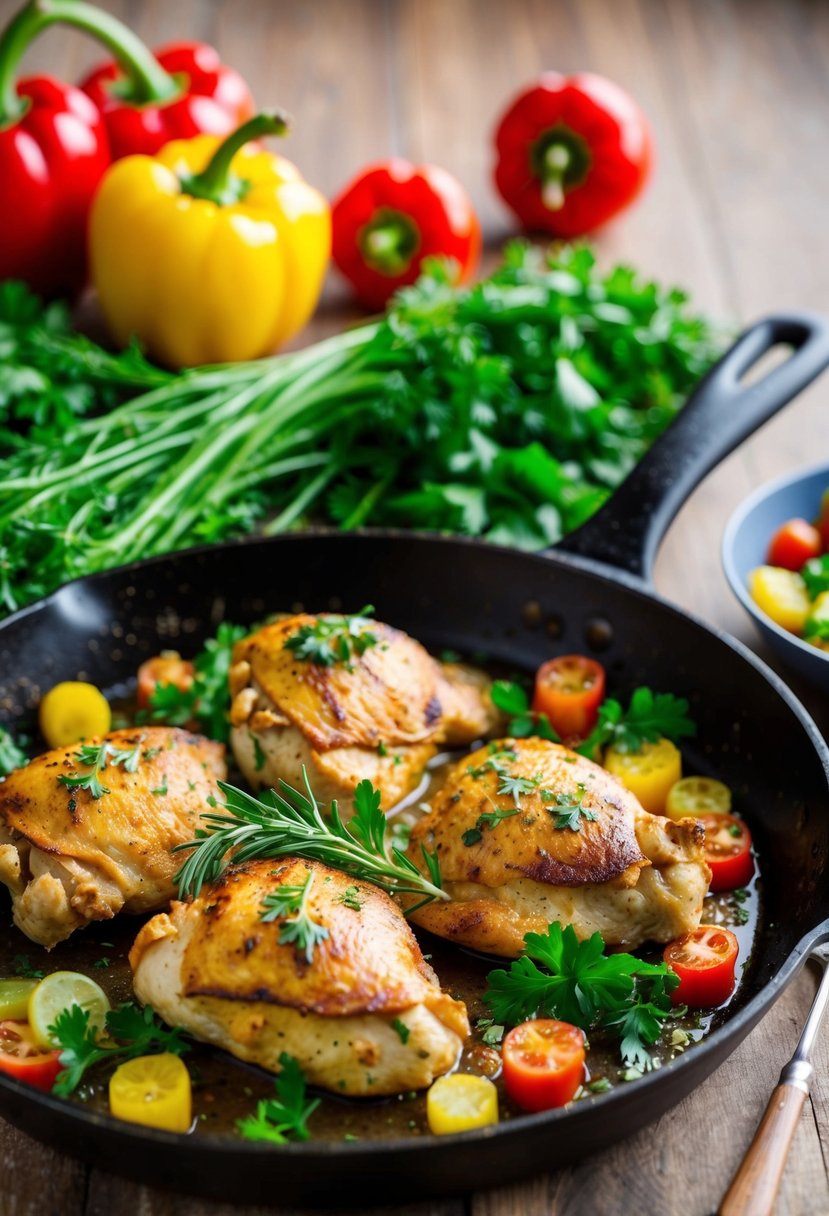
<box><xmin>554</xmin><ymin>313</ymin><xmax>829</xmax><ymax>583</ymax></box>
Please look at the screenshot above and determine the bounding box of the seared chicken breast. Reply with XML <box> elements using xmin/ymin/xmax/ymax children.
<box><xmin>0</xmin><ymin>727</ymin><xmax>225</xmax><ymax>948</ymax></box>
<box><xmin>229</xmin><ymin>613</ymin><xmax>499</xmax><ymax>811</ymax></box>
<box><xmin>405</xmin><ymin>738</ymin><xmax>710</xmax><ymax>956</ymax></box>
<box><xmin>131</xmin><ymin>858</ymin><xmax>469</xmax><ymax>1096</ymax></box>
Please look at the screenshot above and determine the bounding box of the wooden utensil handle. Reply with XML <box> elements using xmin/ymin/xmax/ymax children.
<box><xmin>719</xmin><ymin>1082</ymin><xmax>808</xmax><ymax>1216</ymax></box>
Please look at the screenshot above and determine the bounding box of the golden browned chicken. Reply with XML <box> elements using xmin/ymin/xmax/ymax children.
<box><xmin>131</xmin><ymin>857</ymin><xmax>469</xmax><ymax>1096</ymax></box>
<box><xmin>0</xmin><ymin>727</ymin><xmax>225</xmax><ymax>948</ymax></box>
<box><xmin>405</xmin><ymin>737</ymin><xmax>710</xmax><ymax>956</ymax></box>
<box><xmin>229</xmin><ymin>613</ymin><xmax>499</xmax><ymax>811</ymax></box>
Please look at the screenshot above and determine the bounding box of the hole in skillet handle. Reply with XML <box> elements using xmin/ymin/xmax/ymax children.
<box><xmin>553</xmin><ymin>313</ymin><xmax>829</xmax><ymax>584</ymax></box>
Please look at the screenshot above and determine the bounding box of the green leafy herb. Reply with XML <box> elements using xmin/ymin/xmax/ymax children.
<box><xmin>284</xmin><ymin>607</ymin><xmax>378</xmax><ymax>667</ymax></box>
<box><xmin>57</xmin><ymin>739</ymin><xmax>143</xmax><ymax>800</ymax></box>
<box><xmin>237</xmin><ymin>1053</ymin><xmax>319</xmax><ymax>1144</ymax></box>
<box><xmin>174</xmin><ymin>773</ymin><xmax>446</xmax><ymax>914</ymax></box>
<box><xmin>577</xmin><ymin>688</ymin><xmax>696</xmax><ymax>758</ymax></box>
<box><xmin>805</xmin><ymin>616</ymin><xmax>829</xmax><ymax>642</ymax></box>
<box><xmin>13</xmin><ymin>954</ymin><xmax>44</xmax><ymax>979</ymax></box>
<box><xmin>338</xmin><ymin>885</ymin><xmax>365</xmax><ymax>910</ymax></box>
<box><xmin>0</xmin><ymin>248</ymin><xmax>721</xmax><ymax>620</ymax></box>
<box><xmin>484</xmin><ymin>922</ymin><xmax>681</xmax><ymax>1069</ymax></box>
<box><xmin>49</xmin><ymin>1001</ymin><xmax>189</xmax><ymax>1096</ymax></box>
<box><xmin>251</xmin><ymin>733</ymin><xmax>266</xmax><ymax>772</ymax></box>
<box><xmin>802</xmin><ymin>555</ymin><xmax>829</xmax><ymax>601</ymax></box>
<box><xmin>92</xmin><ymin>957</ymin><xmax>111</xmax><ymax>970</ymax></box>
<box><xmin>476</xmin><ymin>1019</ymin><xmax>505</xmax><ymax>1047</ymax></box>
<box><xmin>391</xmin><ymin>1018</ymin><xmax>410</xmax><ymax>1044</ymax></box>
<box><xmin>140</xmin><ymin>623</ymin><xmax>246</xmax><ymax>743</ymax></box>
<box><xmin>491</xmin><ymin>680</ymin><xmax>560</xmax><ymax>741</ymax></box>
<box><xmin>260</xmin><ymin>868</ymin><xmax>330</xmax><ymax>964</ymax></box>
<box><xmin>546</xmin><ymin>784</ymin><xmax>598</xmax><ymax>832</ymax></box>
<box><xmin>0</xmin><ymin>726</ymin><xmax>27</xmax><ymax>777</ymax></box>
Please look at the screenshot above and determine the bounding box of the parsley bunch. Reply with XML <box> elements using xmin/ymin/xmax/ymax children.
<box><xmin>49</xmin><ymin>1001</ymin><xmax>190</xmax><ymax>1096</ymax></box>
<box><xmin>140</xmin><ymin>623</ymin><xmax>246</xmax><ymax>742</ymax></box>
<box><xmin>0</xmin><ymin>245</ymin><xmax>721</xmax><ymax>617</ymax></box>
<box><xmin>484</xmin><ymin>922</ymin><xmax>681</xmax><ymax>1070</ymax></box>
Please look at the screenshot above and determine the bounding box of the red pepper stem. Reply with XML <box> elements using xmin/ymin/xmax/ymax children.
<box><xmin>359</xmin><ymin>209</ymin><xmax>420</xmax><ymax>275</ymax></box>
<box><xmin>540</xmin><ymin>142</ymin><xmax>571</xmax><ymax>211</ymax></box>
<box><xmin>0</xmin><ymin>0</ymin><xmax>177</xmax><ymax>123</ymax></box>
<box><xmin>183</xmin><ymin>111</ymin><xmax>289</xmax><ymax>203</ymax></box>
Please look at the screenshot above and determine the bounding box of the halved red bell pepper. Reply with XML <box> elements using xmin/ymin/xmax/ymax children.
<box><xmin>0</xmin><ymin>1</ymin><xmax>110</xmax><ymax>298</ymax></box>
<box><xmin>332</xmin><ymin>159</ymin><xmax>481</xmax><ymax>311</ymax></box>
<box><xmin>493</xmin><ymin>72</ymin><xmax>652</xmax><ymax>237</ymax></box>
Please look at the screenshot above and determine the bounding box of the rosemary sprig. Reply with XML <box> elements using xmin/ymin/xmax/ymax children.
<box><xmin>260</xmin><ymin>868</ymin><xmax>330</xmax><ymax>963</ymax></box>
<box><xmin>174</xmin><ymin>772</ymin><xmax>446</xmax><ymax>912</ymax></box>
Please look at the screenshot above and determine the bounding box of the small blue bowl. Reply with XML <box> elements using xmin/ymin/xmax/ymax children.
<box><xmin>723</xmin><ymin>460</ymin><xmax>829</xmax><ymax>690</ymax></box>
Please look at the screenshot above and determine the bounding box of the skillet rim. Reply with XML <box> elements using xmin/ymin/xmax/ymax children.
<box><xmin>1</xmin><ymin>526</ymin><xmax>828</xmax><ymax>1163</ymax></box>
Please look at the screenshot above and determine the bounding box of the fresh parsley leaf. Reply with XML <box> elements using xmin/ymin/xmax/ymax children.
<box><xmin>496</xmin><ymin>772</ymin><xmax>540</xmax><ymax>807</ymax></box>
<box><xmin>260</xmin><ymin>869</ymin><xmax>329</xmax><ymax>964</ymax></box>
<box><xmin>805</xmin><ymin>615</ymin><xmax>829</xmax><ymax>641</ymax></box>
<box><xmin>546</xmin><ymin>784</ymin><xmax>598</xmax><ymax>832</ymax></box>
<box><xmin>237</xmin><ymin>1053</ymin><xmax>319</xmax><ymax>1143</ymax></box>
<box><xmin>141</xmin><ymin>623</ymin><xmax>246</xmax><ymax>743</ymax></box>
<box><xmin>338</xmin><ymin>885</ymin><xmax>365</xmax><ymax>910</ymax></box>
<box><xmin>483</xmin><ymin>922</ymin><xmax>680</xmax><ymax>1068</ymax></box>
<box><xmin>0</xmin><ymin>726</ymin><xmax>27</xmax><ymax>777</ymax></box>
<box><xmin>491</xmin><ymin>680</ymin><xmax>560</xmax><ymax>741</ymax></box>
<box><xmin>391</xmin><ymin>1018</ymin><xmax>410</xmax><ymax>1044</ymax></box>
<box><xmin>49</xmin><ymin>1001</ymin><xmax>189</xmax><ymax>1096</ymax></box>
<box><xmin>13</xmin><ymin>954</ymin><xmax>44</xmax><ymax>979</ymax></box>
<box><xmin>57</xmin><ymin>738</ymin><xmax>144</xmax><ymax>800</ymax></box>
<box><xmin>578</xmin><ymin>687</ymin><xmax>696</xmax><ymax>757</ymax></box>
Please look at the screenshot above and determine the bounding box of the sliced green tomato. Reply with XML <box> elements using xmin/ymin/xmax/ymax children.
<box><xmin>666</xmin><ymin>776</ymin><xmax>732</xmax><ymax>821</ymax></box>
<box><xmin>748</xmin><ymin>566</ymin><xmax>810</xmax><ymax>635</ymax></box>
<box><xmin>0</xmin><ymin>979</ymin><xmax>40</xmax><ymax>1020</ymax></box>
<box><xmin>28</xmin><ymin>971</ymin><xmax>110</xmax><ymax>1049</ymax></box>
<box><xmin>804</xmin><ymin>590</ymin><xmax>829</xmax><ymax>653</ymax></box>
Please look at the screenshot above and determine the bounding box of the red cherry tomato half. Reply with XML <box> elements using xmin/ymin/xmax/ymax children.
<box><xmin>501</xmin><ymin>1019</ymin><xmax>585</xmax><ymax>1112</ymax></box>
<box><xmin>664</xmin><ymin>926</ymin><xmax>739</xmax><ymax>1008</ymax></box>
<box><xmin>0</xmin><ymin>1021</ymin><xmax>62</xmax><ymax>1092</ymax></box>
<box><xmin>767</xmin><ymin>518</ymin><xmax>822</xmax><ymax>572</ymax></box>
<box><xmin>700</xmin><ymin>813</ymin><xmax>754</xmax><ymax>892</ymax></box>
<box><xmin>531</xmin><ymin>655</ymin><xmax>606</xmax><ymax>741</ymax></box>
<box><xmin>136</xmin><ymin>653</ymin><xmax>195</xmax><ymax>711</ymax></box>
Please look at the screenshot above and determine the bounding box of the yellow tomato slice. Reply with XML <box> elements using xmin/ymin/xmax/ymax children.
<box><xmin>426</xmin><ymin>1074</ymin><xmax>499</xmax><ymax>1135</ymax></box>
<box><xmin>0</xmin><ymin>978</ymin><xmax>40</xmax><ymax>1020</ymax></box>
<box><xmin>39</xmin><ymin>682</ymin><xmax>112</xmax><ymax>748</ymax></box>
<box><xmin>28</xmin><ymin>971</ymin><xmax>110</xmax><ymax>1049</ymax></box>
<box><xmin>109</xmin><ymin>1053</ymin><xmax>192</xmax><ymax>1133</ymax></box>
<box><xmin>666</xmin><ymin>776</ymin><xmax>732</xmax><ymax>821</ymax></box>
<box><xmin>748</xmin><ymin>566</ymin><xmax>810</xmax><ymax>635</ymax></box>
<box><xmin>604</xmin><ymin>737</ymin><xmax>682</xmax><ymax>816</ymax></box>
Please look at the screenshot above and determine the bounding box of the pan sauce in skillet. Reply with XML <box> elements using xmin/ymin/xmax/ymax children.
<box><xmin>0</xmin><ymin>665</ymin><xmax>762</xmax><ymax>1141</ymax></box>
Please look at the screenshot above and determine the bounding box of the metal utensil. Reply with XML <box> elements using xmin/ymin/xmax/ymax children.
<box><xmin>720</xmin><ymin>943</ymin><xmax>829</xmax><ymax>1216</ymax></box>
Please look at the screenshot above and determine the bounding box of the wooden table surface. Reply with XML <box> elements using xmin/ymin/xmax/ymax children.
<box><xmin>2</xmin><ymin>0</ymin><xmax>829</xmax><ymax>1213</ymax></box>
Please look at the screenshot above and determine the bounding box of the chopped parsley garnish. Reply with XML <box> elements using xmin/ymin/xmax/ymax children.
<box><xmin>577</xmin><ymin>687</ymin><xmax>696</xmax><ymax>758</ymax></box>
<box><xmin>260</xmin><ymin>869</ymin><xmax>330</xmax><ymax>964</ymax></box>
<box><xmin>57</xmin><ymin>739</ymin><xmax>143</xmax><ymax>800</ymax></box>
<box><xmin>237</xmin><ymin>1053</ymin><xmax>319</xmax><ymax>1143</ymax></box>
<box><xmin>490</xmin><ymin>680</ymin><xmax>560</xmax><ymax>740</ymax></box>
<box><xmin>391</xmin><ymin>1018</ymin><xmax>410</xmax><ymax>1044</ymax></box>
<box><xmin>338</xmin><ymin>885</ymin><xmax>365</xmax><ymax>910</ymax></box>
<box><xmin>250</xmin><ymin>733</ymin><xmax>266</xmax><ymax>772</ymax></box>
<box><xmin>284</xmin><ymin>606</ymin><xmax>378</xmax><ymax>667</ymax></box>
<box><xmin>545</xmin><ymin>783</ymin><xmax>598</xmax><ymax>832</ymax></box>
<box><xmin>13</xmin><ymin>954</ymin><xmax>44</xmax><ymax>979</ymax></box>
<box><xmin>484</xmin><ymin>922</ymin><xmax>681</xmax><ymax>1070</ymax></box>
<box><xmin>49</xmin><ymin>1001</ymin><xmax>190</xmax><ymax>1096</ymax></box>
<box><xmin>151</xmin><ymin>778</ymin><xmax>168</xmax><ymax>797</ymax></box>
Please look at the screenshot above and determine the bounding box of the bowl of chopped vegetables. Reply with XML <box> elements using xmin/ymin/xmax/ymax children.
<box><xmin>722</xmin><ymin>459</ymin><xmax>829</xmax><ymax>688</ymax></box>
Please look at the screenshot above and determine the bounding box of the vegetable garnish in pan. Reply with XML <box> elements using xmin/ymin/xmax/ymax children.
<box><xmin>0</xmin><ymin>620</ymin><xmax>760</xmax><ymax>1143</ymax></box>
<box><xmin>749</xmin><ymin>489</ymin><xmax>829</xmax><ymax>652</ymax></box>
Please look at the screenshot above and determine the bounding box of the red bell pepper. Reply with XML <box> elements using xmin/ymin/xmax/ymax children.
<box><xmin>493</xmin><ymin>72</ymin><xmax>652</xmax><ymax>237</ymax></box>
<box><xmin>331</xmin><ymin>159</ymin><xmax>481</xmax><ymax>311</ymax></box>
<box><xmin>80</xmin><ymin>38</ymin><xmax>254</xmax><ymax>160</ymax></box>
<box><xmin>0</xmin><ymin>2</ymin><xmax>110</xmax><ymax>298</ymax></box>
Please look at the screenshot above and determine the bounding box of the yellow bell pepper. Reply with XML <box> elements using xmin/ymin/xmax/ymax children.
<box><xmin>90</xmin><ymin>112</ymin><xmax>330</xmax><ymax>368</ymax></box>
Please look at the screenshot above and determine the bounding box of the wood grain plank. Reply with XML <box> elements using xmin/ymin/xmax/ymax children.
<box><xmin>0</xmin><ymin>1116</ymin><xmax>87</xmax><ymax>1216</ymax></box>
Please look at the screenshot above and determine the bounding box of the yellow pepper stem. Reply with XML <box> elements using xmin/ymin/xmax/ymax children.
<box><xmin>181</xmin><ymin>110</ymin><xmax>290</xmax><ymax>206</ymax></box>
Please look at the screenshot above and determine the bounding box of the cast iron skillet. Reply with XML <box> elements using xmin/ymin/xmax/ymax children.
<box><xmin>1</xmin><ymin>314</ymin><xmax>829</xmax><ymax>1206</ymax></box>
